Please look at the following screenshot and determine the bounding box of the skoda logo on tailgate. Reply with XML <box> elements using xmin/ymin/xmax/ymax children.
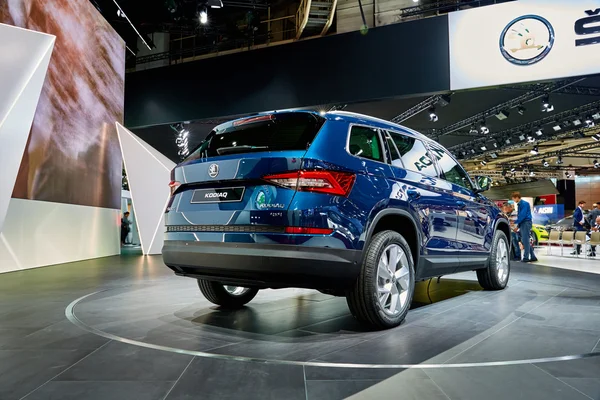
<box><xmin>208</xmin><ymin>163</ymin><xmax>219</xmax><ymax>178</ymax></box>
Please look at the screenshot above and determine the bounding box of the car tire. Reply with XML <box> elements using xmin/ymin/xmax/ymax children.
<box><xmin>530</xmin><ymin>231</ymin><xmax>539</xmax><ymax>247</ymax></box>
<box><xmin>477</xmin><ymin>230</ymin><xmax>510</xmax><ymax>290</ymax></box>
<box><xmin>197</xmin><ymin>279</ymin><xmax>259</xmax><ymax>308</ymax></box>
<box><xmin>346</xmin><ymin>230</ymin><xmax>415</xmax><ymax>329</ymax></box>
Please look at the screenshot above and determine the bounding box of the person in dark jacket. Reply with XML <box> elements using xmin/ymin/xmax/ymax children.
<box><xmin>511</xmin><ymin>192</ymin><xmax>537</xmax><ymax>262</ymax></box>
<box><xmin>587</xmin><ymin>202</ymin><xmax>600</xmax><ymax>227</ymax></box>
<box><xmin>121</xmin><ymin>212</ymin><xmax>131</xmax><ymax>245</ymax></box>
<box><xmin>572</xmin><ymin>201</ymin><xmax>587</xmax><ymax>255</ymax></box>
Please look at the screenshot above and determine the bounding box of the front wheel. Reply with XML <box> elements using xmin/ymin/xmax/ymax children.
<box><xmin>197</xmin><ymin>280</ymin><xmax>259</xmax><ymax>309</ymax></box>
<box><xmin>346</xmin><ymin>230</ymin><xmax>415</xmax><ymax>329</ymax></box>
<box><xmin>530</xmin><ymin>231</ymin><xmax>539</xmax><ymax>247</ymax></box>
<box><xmin>477</xmin><ymin>230</ymin><xmax>510</xmax><ymax>290</ymax></box>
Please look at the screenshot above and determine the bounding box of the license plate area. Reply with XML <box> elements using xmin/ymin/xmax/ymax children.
<box><xmin>190</xmin><ymin>187</ymin><xmax>245</xmax><ymax>204</ymax></box>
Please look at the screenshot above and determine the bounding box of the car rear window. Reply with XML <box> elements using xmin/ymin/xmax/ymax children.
<box><xmin>184</xmin><ymin>113</ymin><xmax>325</xmax><ymax>161</ymax></box>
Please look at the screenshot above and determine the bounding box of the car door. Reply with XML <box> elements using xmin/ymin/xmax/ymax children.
<box><xmin>385</xmin><ymin>130</ymin><xmax>459</xmax><ymax>277</ymax></box>
<box><xmin>427</xmin><ymin>143</ymin><xmax>491</xmax><ymax>270</ymax></box>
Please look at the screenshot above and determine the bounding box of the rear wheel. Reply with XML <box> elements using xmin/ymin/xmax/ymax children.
<box><xmin>477</xmin><ymin>230</ymin><xmax>510</xmax><ymax>290</ymax></box>
<box><xmin>346</xmin><ymin>230</ymin><xmax>415</xmax><ymax>329</ymax></box>
<box><xmin>197</xmin><ymin>279</ymin><xmax>259</xmax><ymax>308</ymax></box>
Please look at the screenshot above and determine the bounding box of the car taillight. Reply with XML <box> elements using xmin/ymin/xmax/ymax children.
<box><xmin>285</xmin><ymin>227</ymin><xmax>333</xmax><ymax>235</ymax></box>
<box><xmin>264</xmin><ymin>170</ymin><xmax>355</xmax><ymax>196</ymax></box>
<box><xmin>168</xmin><ymin>181</ymin><xmax>181</xmax><ymax>195</ymax></box>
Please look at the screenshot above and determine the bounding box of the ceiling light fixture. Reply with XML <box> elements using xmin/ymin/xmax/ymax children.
<box><xmin>542</xmin><ymin>159</ymin><xmax>549</xmax><ymax>167</ymax></box>
<box><xmin>199</xmin><ymin>6</ymin><xmax>208</xmax><ymax>24</ymax></box>
<box><xmin>556</xmin><ymin>155</ymin><xmax>564</xmax><ymax>165</ymax></box>
<box><xmin>517</xmin><ymin>105</ymin><xmax>526</xmax><ymax>115</ymax></box>
<box><xmin>541</xmin><ymin>94</ymin><xmax>554</xmax><ymax>113</ymax></box>
<box><xmin>530</xmin><ymin>145</ymin><xmax>539</xmax><ymax>155</ymax></box>
<box><xmin>428</xmin><ymin>106</ymin><xmax>439</xmax><ymax>122</ymax></box>
<box><xmin>469</xmin><ymin>124</ymin><xmax>479</xmax><ymax>135</ymax></box>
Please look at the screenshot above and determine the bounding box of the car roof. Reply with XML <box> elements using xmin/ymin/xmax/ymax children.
<box><xmin>216</xmin><ymin>110</ymin><xmax>431</xmax><ymax>141</ymax></box>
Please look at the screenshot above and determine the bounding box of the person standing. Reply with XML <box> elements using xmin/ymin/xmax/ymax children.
<box><xmin>587</xmin><ymin>202</ymin><xmax>600</xmax><ymax>227</ymax></box>
<box><xmin>572</xmin><ymin>201</ymin><xmax>587</xmax><ymax>255</ymax></box>
<box><xmin>511</xmin><ymin>192</ymin><xmax>538</xmax><ymax>262</ymax></box>
<box><xmin>504</xmin><ymin>202</ymin><xmax>521</xmax><ymax>261</ymax></box>
<box><xmin>121</xmin><ymin>211</ymin><xmax>131</xmax><ymax>245</ymax></box>
<box><xmin>589</xmin><ymin>216</ymin><xmax>600</xmax><ymax>257</ymax></box>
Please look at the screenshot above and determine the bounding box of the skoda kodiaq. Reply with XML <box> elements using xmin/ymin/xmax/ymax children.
<box><xmin>163</xmin><ymin>111</ymin><xmax>511</xmax><ymax>329</ymax></box>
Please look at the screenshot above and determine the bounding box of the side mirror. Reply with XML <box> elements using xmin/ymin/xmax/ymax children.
<box><xmin>474</xmin><ymin>175</ymin><xmax>492</xmax><ymax>193</ymax></box>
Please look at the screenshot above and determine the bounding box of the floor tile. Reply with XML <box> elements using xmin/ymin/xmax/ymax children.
<box><xmin>164</xmin><ymin>358</ymin><xmax>306</xmax><ymax>400</ymax></box>
<box><xmin>56</xmin><ymin>341</ymin><xmax>193</xmax><ymax>382</ymax></box>
<box><xmin>304</xmin><ymin>366</ymin><xmax>401</xmax><ymax>381</ymax></box>
<box><xmin>535</xmin><ymin>357</ymin><xmax>600</xmax><ymax>379</ymax></box>
<box><xmin>427</xmin><ymin>364</ymin><xmax>590</xmax><ymax>400</ymax></box>
<box><xmin>346</xmin><ymin>369</ymin><xmax>450</xmax><ymax>400</ymax></box>
<box><xmin>24</xmin><ymin>381</ymin><xmax>175</xmax><ymax>400</ymax></box>
<box><xmin>306</xmin><ymin>380</ymin><xmax>381</xmax><ymax>400</ymax></box>
<box><xmin>0</xmin><ymin>321</ymin><xmax>108</xmax><ymax>350</ymax></box>
<box><xmin>447</xmin><ymin>319</ymin><xmax>600</xmax><ymax>364</ymax></box>
<box><xmin>559</xmin><ymin>378</ymin><xmax>600</xmax><ymax>400</ymax></box>
<box><xmin>0</xmin><ymin>349</ymin><xmax>91</xmax><ymax>400</ymax></box>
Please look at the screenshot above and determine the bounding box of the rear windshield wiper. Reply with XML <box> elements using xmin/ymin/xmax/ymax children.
<box><xmin>216</xmin><ymin>145</ymin><xmax>269</xmax><ymax>155</ymax></box>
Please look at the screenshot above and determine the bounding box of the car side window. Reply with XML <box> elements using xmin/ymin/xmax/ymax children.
<box><xmin>388</xmin><ymin>131</ymin><xmax>437</xmax><ymax>176</ymax></box>
<box><xmin>348</xmin><ymin>126</ymin><xmax>383</xmax><ymax>162</ymax></box>
<box><xmin>428</xmin><ymin>144</ymin><xmax>474</xmax><ymax>191</ymax></box>
<box><xmin>383</xmin><ymin>131</ymin><xmax>402</xmax><ymax>167</ymax></box>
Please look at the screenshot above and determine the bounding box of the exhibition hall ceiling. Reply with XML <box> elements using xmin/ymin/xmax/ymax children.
<box><xmin>133</xmin><ymin>74</ymin><xmax>600</xmax><ymax>170</ymax></box>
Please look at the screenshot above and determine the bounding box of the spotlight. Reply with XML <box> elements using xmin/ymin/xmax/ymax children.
<box><xmin>480</xmin><ymin>160</ymin><xmax>487</xmax><ymax>166</ymax></box>
<box><xmin>480</xmin><ymin>121</ymin><xmax>489</xmax><ymax>134</ymax></box>
<box><xmin>469</xmin><ymin>124</ymin><xmax>479</xmax><ymax>135</ymax></box>
<box><xmin>541</xmin><ymin>95</ymin><xmax>554</xmax><ymax>112</ymax></box>
<box><xmin>573</xmin><ymin>116</ymin><xmax>582</xmax><ymax>126</ymax></box>
<box><xmin>574</xmin><ymin>130</ymin><xmax>586</xmax><ymax>139</ymax></box>
<box><xmin>592</xmin><ymin>134</ymin><xmax>600</xmax><ymax>141</ymax></box>
<box><xmin>428</xmin><ymin>106</ymin><xmax>438</xmax><ymax>122</ymax></box>
<box><xmin>593</xmin><ymin>111</ymin><xmax>600</xmax><ymax>120</ymax></box>
<box><xmin>510</xmin><ymin>166</ymin><xmax>516</xmax><ymax>173</ymax></box>
<box><xmin>556</xmin><ymin>155</ymin><xmax>564</xmax><ymax>165</ymax></box>
<box><xmin>542</xmin><ymin>159</ymin><xmax>549</xmax><ymax>167</ymax></box>
<box><xmin>530</xmin><ymin>146</ymin><xmax>539</xmax><ymax>155</ymax></box>
<box><xmin>480</xmin><ymin>145</ymin><xmax>487</xmax><ymax>151</ymax></box>
<box><xmin>518</xmin><ymin>133</ymin><xmax>526</xmax><ymax>141</ymax></box>
<box><xmin>527</xmin><ymin>136</ymin><xmax>536</xmax><ymax>143</ymax></box>
<box><xmin>198</xmin><ymin>6</ymin><xmax>208</xmax><ymax>24</ymax></box>
<box><xmin>495</xmin><ymin>110</ymin><xmax>510</xmax><ymax>120</ymax></box>
<box><xmin>534</xmin><ymin>127</ymin><xmax>543</xmax><ymax>136</ymax></box>
<box><xmin>530</xmin><ymin>171</ymin><xmax>536</xmax><ymax>177</ymax></box>
<box><xmin>586</xmin><ymin>115</ymin><xmax>596</xmax><ymax>128</ymax></box>
<box><xmin>505</xmin><ymin>138</ymin><xmax>512</xmax><ymax>145</ymax></box>
<box><xmin>517</xmin><ymin>105</ymin><xmax>526</xmax><ymax>115</ymax></box>
<box><xmin>490</xmin><ymin>152</ymin><xmax>498</xmax><ymax>159</ymax></box>
<box><xmin>566</xmin><ymin>172</ymin><xmax>573</xmax><ymax>179</ymax></box>
<box><xmin>470</xmin><ymin>148</ymin><xmax>476</xmax><ymax>154</ymax></box>
<box><xmin>552</xmin><ymin>121</ymin><xmax>562</xmax><ymax>131</ymax></box>
<box><xmin>595</xmin><ymin>160</ymin><xmax>600</xmax><ymax>168</ymax></box>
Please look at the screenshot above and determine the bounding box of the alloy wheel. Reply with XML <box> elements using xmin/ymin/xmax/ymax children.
<box><xmin>223</xmin><ymin>286</ymin><xmax>250</xmax><ymax>296</ymax></box>
<box><xmin>496</xmin><ymin>238</ymin><xmax>509</xmax><ymax>284</ymax></box>
<box><xmin>376</xmin><ymin>244</ymin><xmax>411</xmax><ymax>316</ymax></box>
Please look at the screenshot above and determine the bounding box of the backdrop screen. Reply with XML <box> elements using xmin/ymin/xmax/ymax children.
<box><xmin>1</xmin><ymin>0</ymin><xmax>125</xmax><ymax>209</ymax></box>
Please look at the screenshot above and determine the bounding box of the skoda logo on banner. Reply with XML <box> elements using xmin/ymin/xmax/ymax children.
<box><xmin>208</xmin><ymin>163</ymin><xmax>219</xmax><ymax>178</ymax></box>
<box><xmin>500</xmin><ymin>15</ymin><xmax>555</xmax><ymax>65</ymax></box>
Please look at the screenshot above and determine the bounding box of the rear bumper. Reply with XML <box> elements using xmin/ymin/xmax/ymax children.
<box><xmin>162</xmin><ymin>241</ymin><xmax>362</xmax><ymax>289</ymax></box>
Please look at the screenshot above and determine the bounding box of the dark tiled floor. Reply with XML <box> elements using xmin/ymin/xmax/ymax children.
<box><xmin>0</xmin><ymin>255</ymin><xmax>599</xmax><ymax>399</ymax></box>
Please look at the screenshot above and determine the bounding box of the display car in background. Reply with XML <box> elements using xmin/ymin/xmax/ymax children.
<box><xmin>162</xmin><ymin>111</ymin><xmax>511</xmax><ymax>329</ymax></box>
<box><xmin>531</xmin><ymin>224</ymin><xmax>549</xmax><ymax>246</ymax></box>
<box><xmin>546</xmin><ymin>212</ymin><xmax>589</xmax><ymax>232</ymax></box>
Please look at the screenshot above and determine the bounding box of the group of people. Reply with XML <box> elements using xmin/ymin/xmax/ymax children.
<box><xmin>571</xmin><ymin>200</ymin><xmax>600</xmax><ymax>257</ymax></box>
<box><xmin>503</xmin><ymin>192</ymin><xmax>538</xmax><ymax>263</ymax></box>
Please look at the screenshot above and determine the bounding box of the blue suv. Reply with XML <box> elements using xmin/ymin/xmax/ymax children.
<box><xmin>163</xmin><ymin>111</ymin><xmax>511</xmax><ymax>329</ymax></box>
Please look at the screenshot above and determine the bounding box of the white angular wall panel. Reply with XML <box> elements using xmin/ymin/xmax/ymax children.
<box><xmin>0</xmin><ymin>23</ymin><xmax>55</xmax><ymax>232</ymax></box>
<box><xmin>116</xmin><ymin>122</ymin><xmax>175</xmax><ymax>255</ymax></box>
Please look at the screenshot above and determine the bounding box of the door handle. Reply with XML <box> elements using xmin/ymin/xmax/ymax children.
<box><xmin>456</xmin><ymin>201</ymin><xmax>466</xmax><ymax>209</ymax></box>
<box><xmin>407</xmin><ymin>189</ymin><xmax>420</xmax><ymax>199</ymax></box>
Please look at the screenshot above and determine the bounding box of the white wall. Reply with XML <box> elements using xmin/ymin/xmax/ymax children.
<box><xmin>0</xmin><ymin>199</ymin><xmax>120</xmax><ymax>273</ymax></box>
